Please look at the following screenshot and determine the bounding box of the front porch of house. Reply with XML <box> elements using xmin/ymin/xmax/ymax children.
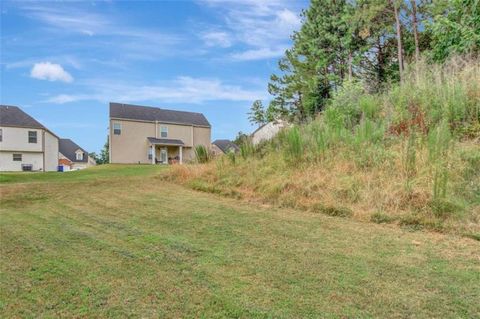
<box><xmin>147</xmin><ymin>137</ymin><xmax>185</xmax><ymax>165</ymax></box>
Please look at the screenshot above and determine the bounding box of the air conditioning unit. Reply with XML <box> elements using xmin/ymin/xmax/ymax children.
<box><xmin>21</xmin><ymin>164</ymin><xmax>33</xmax><ymax>171</ymax></box>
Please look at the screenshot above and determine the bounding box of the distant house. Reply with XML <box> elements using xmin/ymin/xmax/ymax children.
<box><xmin>211</xmin><ymin>139</ymin><xmax>240</xmax><ymax>156</ymax></box>
<box><xmin>251</xmin><ymin>120</ymin><xmax>289</xmax><ymax>146</ymax></box>
<box><xmin>59</xmin><ymin>138</ymin><xmax>96</xmax><ymax>170</ymax></box>
<box><xmin>0</xmin><ymin>105</ymin><xmax>59</xmax><ymax>171</ymax></box>
<box><xmin>109</xmin><ymin>102</ymin><xmax>211</xmax><ymax>164</ymax></box>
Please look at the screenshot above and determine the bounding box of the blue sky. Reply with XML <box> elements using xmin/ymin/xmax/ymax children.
<box><xmin>0</xmin><ymin>0</ymin><xmax>307</xmax><ymax>152</ymax></box>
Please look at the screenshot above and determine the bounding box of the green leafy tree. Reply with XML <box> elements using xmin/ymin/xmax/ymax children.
<box><xmin>262</xmin><ymin>0</ymin><xmax>478</xmax><ymax>122</ymax></box>
<box><xmin>97</xmin><ymin>137</ymin><xmax>109</xmax><ymax>164</ymax></box>
<box><xmin>233</xmin><ymin>131</ymin><xmax>249</xmax><ymax>148</ymax></box>
<box><xmin>248</xmin><ymin>100</ymin><xmax>267</xmax><ymax>126</ymax></box>
<box><xmin>428</xmin><ymin>0</ymin><xmax>480</xmax><ymax>61</ymax></box>
<box><xmin>353</xmin><ymin>0</ymin><xmax>399</xmax><ymax>89</ymax></box>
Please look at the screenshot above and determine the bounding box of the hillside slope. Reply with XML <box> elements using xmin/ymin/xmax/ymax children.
<box><xmin>166</xmin><ymin>58</ymin><xmax>480</xmax><ymax>237</ymax></box>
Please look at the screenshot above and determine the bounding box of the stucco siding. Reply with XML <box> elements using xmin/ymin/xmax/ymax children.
<box><xmin>110</xmin><ymin>119</ymin><xmax>155</xmax><ymax>164</ymax></box>
<box><xmin>182</xmin><ymin>147</ymin><xmax>195</xmax><ymax>162</ymax></box>
<box><xmin>190</xmin><ymin>126</ymin><xmax>210</xmax><ymax>161</ymax></box>
<box><xmin>0</xmin><ymin>126</ymin><xmax>43</xmax><ymax>152</ymax></box>
<box><xmin>193</xmin><ymin>127</ymin><xmax>211</xmax><ymax>147</ymax></box>
<box><xmin>158</xmin><ymin>123</ymin><xmax>193</xmax><ymax>146</ymax></box>
<box><xmin>110</xmin><ymin>118</ymin><xmax>210</xmax><ymax>164</ymax></box>
<box><xmin>44</xmin><ymin>130</ymin><xmax>59</xmax><ymax>171</ymax></box>
<box><xmin>0</xmin><ymin>151</ymin><xmax>43</xmax><ymax>171</ymax></box>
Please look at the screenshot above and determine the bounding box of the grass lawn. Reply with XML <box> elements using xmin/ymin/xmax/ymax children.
<box><xmin>1</xmin><ymin>165</ymin><xmax>479</xmax><ymax>318</ymax></box>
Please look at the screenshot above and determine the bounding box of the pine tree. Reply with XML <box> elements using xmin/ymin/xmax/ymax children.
<box><xmin>262</xmin><ymin>0</ymin><xmax>477</xmax><ymax>121</ymax></box>
<box><xmin>248</xmin><ymin>100</ymin><xmax>267</xmax><ymax>126</ymax></box>
<box><xmin>267</xmin><ymin>0</ymin><xmax>357</xmax><ymax>121</ymax></box>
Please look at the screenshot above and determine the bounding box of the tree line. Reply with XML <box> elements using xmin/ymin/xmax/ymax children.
<box><xmin>248</xmin><ymin>0</ymin><xmax>479</xmax><ymax>126</ymax></box>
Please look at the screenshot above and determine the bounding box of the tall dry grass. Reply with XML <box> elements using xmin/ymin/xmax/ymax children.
<box><xmin>163</xmin><ymin>57</ymin><xmax>480</xmax><ymax>237</ymax></box>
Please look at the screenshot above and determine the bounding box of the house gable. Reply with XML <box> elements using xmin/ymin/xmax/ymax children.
<box><xmin>59</xmin><ymin>138</ymin><xmax>88</xmax><ymax>163</ymax></box>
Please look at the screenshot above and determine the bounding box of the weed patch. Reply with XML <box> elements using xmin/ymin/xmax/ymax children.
<box><xmin>370</xmin><ymin>212</ymin><xmax>397</xmax><ymax>224</ymax></box>
<box><xmin>312</xmin><ymin>203</ymin><xmax>353</xmax><ymax>218</ymax></box>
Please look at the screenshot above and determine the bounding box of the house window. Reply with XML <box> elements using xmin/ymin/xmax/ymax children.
<box><xmin>113</xmin><ymin>123</ymin><xmax>121</xmax><ymax>135</ymax></box>
<box><xmin>148</xmin><ymin>147</ymin><xmax>153</xmax><ymax>160</ymax></box>
<box><xmin>13</xmin><ymin>154</ymin><xmax>22</xmax><ymax>161</ymax></box>
<box><xmin>161</xmin><ymin>126</ymin><xmax>168</xmax><ymax>138</ymax></box>
<box><xmin>28</xmin><ymin>131</ymin><xmax>37</xmax><ymax>143</ymax></box>
<box><xmin>76</xmin><ymin>151</ymin><xmax>84</xmax><ymax>161</ymax></box>
<box><xmin>0</xmin><ymin>129</ymin><xmax>2</xmax><ymax>142</ymax></box>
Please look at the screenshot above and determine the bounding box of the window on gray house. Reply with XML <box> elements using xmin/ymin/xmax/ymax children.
<box><xmin>161</xmin><ymin>126</ymin><xmax>168</xmax><ymax>138</ymax></box>
<box><xmin>113</xmin><ymin>123</ymin><xmax>121</xmax><ymax>135</ymax></box>
<box><xmin>0</xmin><ymin>129</ymin><xmax>2</xmax><ymax>142</ymax></box>
<box><xmin>76</xmin><ymin>152</ymin><xmax>83</xmax><ymax>161</ymax></box>
<box><xmin>28</xmin><ymin>131</ymin><xmax>37</xmax><ymax>143</ymax></box>
<box><xmin>13</xmin><ymin>154</ymin><xmax>22</xmax><ymax>161</ymax></box>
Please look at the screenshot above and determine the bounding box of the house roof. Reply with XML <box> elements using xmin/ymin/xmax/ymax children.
<box><xmin>147</xmin><ymin>137</ymin><xmax>185</xmax><ymax>146</ymax></box>
<box><xmin>0</xmin><ymin>105</ymin><xmax>47</xmax><ymax>129</ymax></box>
<box><xmin>212</xmin><ymin>139</ymin><xmax>240</xmax><ymax>153</ymax></box>
<box><xmin>59</xmin><ymin>138</ymin><xmax>88</xmax><ymax>162</ymax></box>
<box><xmin>250</xmin><ymin>119</ymin><xmax>288</xmax><ymax>136</ymax></box>
<box><xmin>110</xmin><ymin>102</ymin><xmax>211</xmax><ymax>127</ymax></box>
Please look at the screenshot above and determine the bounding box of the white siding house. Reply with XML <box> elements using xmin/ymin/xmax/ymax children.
<box><xmin>0</xmin><ymin>105</ymin><xmax>59</xmax><ymax>172</ymax></box>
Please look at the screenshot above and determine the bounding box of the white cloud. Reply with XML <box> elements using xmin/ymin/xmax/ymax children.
<box><xmin>30</xmin><ymin>62</ymin><xmax>73</xmax><ymax>83</ymax></box>
<box><xmin>19</xmin><ymin>5</ymin><xmax>109</xmax><ymax>36</ymax></box>
<box><xmin>231</xmin><ymin>47</ymin><xmax>287</xmax><ymax>61</ymax></box>
<box><xmin>45</xmin><ymin>76</ymin><xmax>267</xmax><ymax>104</ymax></box>
<box><xmin>276</xmin><ymin>9</ymin><xmax>301</xmax><ymax>29</ymax></box>
<box><xmin>17</xmin><ymin>4</ymin><xmax>186</xmax><ymax>61</ymax></box>
<box><xmin>6</xmin><ymin>55</ymin><xmax>82</xmax><ymax>70</ymax></box>
<box><xmin>201</xmin><ymin>31</ymin><xmax>232</xmax><ymax>48</ymax></box>
<box><xmin>199</xmin><ymin>0</ymin><xmax>304</xmax><ymax>60</ymax></box>
<box><xmin>47</xmin><ymin>94</ymin><xmax>79</xmax><ymax>103</ymax></box>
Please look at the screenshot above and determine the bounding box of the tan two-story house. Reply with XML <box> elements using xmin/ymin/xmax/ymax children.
<box><xmin>0</xmin><ymin>105</ymin><xmax>59</xmax><ymax>171</ymax></box>
<box><xmin>109</xmin><ymin>102</ymin><xmax>211</xmax><ymax>164</ymax></box>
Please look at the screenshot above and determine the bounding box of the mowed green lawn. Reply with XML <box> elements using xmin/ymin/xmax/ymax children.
<box><xmin>1</xmin><ymin>165</ymin><xmax>479</xmax><ymax>318</ymax></box>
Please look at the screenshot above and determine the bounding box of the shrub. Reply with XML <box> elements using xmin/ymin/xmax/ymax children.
<box><xmin>240</xmin><ymin>139</ymin><xmax>255</xmax><ymax>159</ymax></box>
<box><xmin>329</xmin><ymin>80</ymin><xmax>364</xmax><ymax>129</ymax></box>
<box><xmin>194</xmin><ymin>145</ymin><xmax>211</xmax><ymax>164</ymax></box>
<box><xmin>429</xmin><ymin>199</ymin><xmax>464</xmax><ymax>219</ymax></box>
<box><xmin>283</xmin><ymin>126</ymin><xmax>303</xmax><ymax>163</ymax></box>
